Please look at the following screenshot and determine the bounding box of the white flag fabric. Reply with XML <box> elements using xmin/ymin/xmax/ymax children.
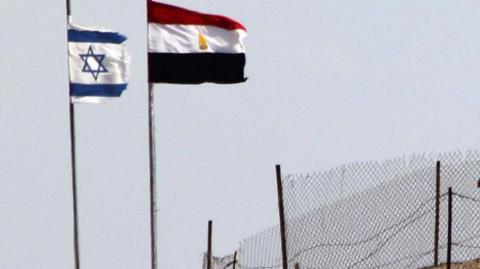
<box><xmin>68</xmin><ymin>24</ymin><xmax>130</xmax><ymax>104</ymax></box>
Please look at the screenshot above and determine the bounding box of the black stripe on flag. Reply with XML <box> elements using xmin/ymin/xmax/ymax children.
<box><xmin>148</xmin><ymin>53</ymin><xmax>246</xmax><ymax>84</ymax></box>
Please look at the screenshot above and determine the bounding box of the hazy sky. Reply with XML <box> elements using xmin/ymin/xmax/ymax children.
<box><xmin>2</xmin><ymin>0</ymin><xmax>480</xmax><ymax>268</ymax></box>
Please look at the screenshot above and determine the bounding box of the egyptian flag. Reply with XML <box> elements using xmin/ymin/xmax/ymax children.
<box><xmin>147</xmin><ymin>1</ymin><xmax>247</xmax><ymax>84</ymax></box>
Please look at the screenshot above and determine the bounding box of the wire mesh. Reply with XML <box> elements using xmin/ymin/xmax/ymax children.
<box><xmin>449</xmin><ymin>192</ymin><xmax>480</xmax><ymax>266</ymax></box>
<box><xmin>283</xmin><ymin>165</ymin><xmax>438</xmax><ymax>268</ymax></box>
<box><xmin>236</xmin><ymin>150</ymin><xmax>480</xmax><ymax>269</ymax></box>
<box><xmin>238</xmin><ymin>225</ymin><xmax>283</xmax><ymax>269</ymax></box>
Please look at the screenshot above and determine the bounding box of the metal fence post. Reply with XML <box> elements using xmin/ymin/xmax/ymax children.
<box><xmin>434</xmin><ymin>161</ymin><xmax>441</xmax><ymax>266</ymax></box>
<box><xmin>447</xmin><ymin>188</ymin><xmax>453</xmax><ymax>269</ymax></box>
<box><xmin>207</xmin><ymin>220</ymin><xmax>213</xmax><ymax>269</ymax></box>
<box><xmin>232</xmin><ymin>251</ymin><xmax>237</xmax><ymax>269</ymax></box>
<box><xmin>276</xmin><ymin>164</ymin><xmax>289</xmax><ymax>269</ymax></box>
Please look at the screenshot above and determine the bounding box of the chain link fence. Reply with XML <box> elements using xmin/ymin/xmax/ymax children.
<box><xmin>234</xmin><ymin>151</ymin><xmax>480</xmax><ymax>269</ymax></box>
<box><xmin>448</xmin><ymin>192</ymin><xmax>480</xmax><ymax>267</ymax></box>
<box><xmin>238</xmin><ymin>225</ymin><xmax>282</xmax><ymax>269</ymax></box>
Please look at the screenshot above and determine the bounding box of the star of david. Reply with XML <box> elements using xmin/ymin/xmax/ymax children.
<box><xmin>79</xmin><ymin>45</ymin><xmax>108</xmax><ymax>81</ymax></box>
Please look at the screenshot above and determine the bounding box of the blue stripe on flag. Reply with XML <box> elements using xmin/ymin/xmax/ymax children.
<box><xmin>70</xmin><ymin>83</ymin><xmax>127</xmax><ymax>97</ymax></box>
<box><xmin>68</xmin><ymin>30</ymin><xmax>127</xmax><ymax>44</ymax></box>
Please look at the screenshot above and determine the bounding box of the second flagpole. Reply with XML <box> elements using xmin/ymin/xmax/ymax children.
<box><xmin>147</xmin><ymin>1</ymin><xmax>158</xmax><ymax>268</ymax></box>
<box><xmin>148</xmin><ymin>82</ymin><xmax>158</xmax><ymax>269</ymax></box>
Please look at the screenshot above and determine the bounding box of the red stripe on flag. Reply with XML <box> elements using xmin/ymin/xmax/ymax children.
<box><xmin>148</xmin><ymin>1</ymin><xmax>247</xmax><ymax>31</ymax></box>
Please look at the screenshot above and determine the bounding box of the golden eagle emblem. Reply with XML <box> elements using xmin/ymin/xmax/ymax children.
<box><xmin>198</xmin><ymin>32</ymin><xmax>209</xmax><ymax>50</ymax></box>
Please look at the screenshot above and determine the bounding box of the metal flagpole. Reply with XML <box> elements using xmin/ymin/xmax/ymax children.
<box><xmin>148</xmin><ymin>82</ymin><xmax>158</xmax><ymax>269</ymax></box>
<box><xmin>147</xmin><ymin>1</ymin><xmax>158</xmax><ymax>267</ymax></box>
<box><xmin>65</xmin><ymin>0</ymin><xmax>81</xmax><ymax>268</ymax></box>
<box><xmin>69</xmin><ymin>86</ymin><xmax>81</xmax><ymax>269</ymax></box>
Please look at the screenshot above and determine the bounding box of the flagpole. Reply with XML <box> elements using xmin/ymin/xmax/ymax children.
<box><xmin>147</xmin><ymin>1</ymin><xmax>158</xmax><ymax>267</ymax></box>
<box><xmin>148</xmin><ymin>82</ymin><xmax>158</xmax><ymax>269</ymax></box>
<box><xmin>66</xmin><ymin>0</ymin><xmax>81</xmax><ymax>268</ymax></box>
<box><xmin>69</xmin><ymin>98</ymin><xmax>81</xmax><ymax>269</ymax></box>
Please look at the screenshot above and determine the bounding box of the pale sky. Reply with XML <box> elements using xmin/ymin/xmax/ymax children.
<box><xmin>2</xmin><ymin>0</ymin><xmax>480</xmax><ymax>268</ymax></box>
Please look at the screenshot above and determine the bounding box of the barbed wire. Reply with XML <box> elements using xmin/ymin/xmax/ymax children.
<box><xmin>452</xmin><ymin>192</ymin><xmax>480</xmax><ymax>204</ymax></box>
<box><xmin>287</xmin><ymin>195</ymin><xmax>440</xmax><ymax>261</ymax></box>
<box><xmin>345</xmin><ymin>206</ymin><xmax>433</xmax><ymax>269</ymax></box>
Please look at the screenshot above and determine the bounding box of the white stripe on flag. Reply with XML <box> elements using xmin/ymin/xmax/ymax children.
<box><xmin>69</xmin><ymin>42</ymin><xmax>129</xmax><ymax>85</ymax></box>
<box><xmin>148</xmin><ymin>23</ymin><xmax>246</xmax><ymax>54</ymax></box>
<box><xmin>71</xmin><ymin>96</ymin><xmax>111</xmax><ymax>104</ymax></box>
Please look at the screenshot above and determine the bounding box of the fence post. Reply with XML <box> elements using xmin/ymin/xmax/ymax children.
<box><xmin>276</xmin><ymin>164</ymin><xmax>289</xmax><ymax>269</ymax></box>
<box><xmin>434</xmin><ymin>161</ymin><xmax>441</xmax><ymax>266</ymax></box>
<box><xmin>294</xmin><ymin>263</ymin><xmax>300</xmax><ymax>269</ymax></box>
<box><xmin>232</xmin><ymin>251</ymin><xmax>237</xmax><ymax>269</ymax></box>
<box><xmin>207</xmin><ymin>220</ymin><xmax>213</xmax><ymax>269</ymax></box>
<box><xmin>447</xmin><ymin>188</ymin><xmax>453</xmax><ymax>269</ymax></box>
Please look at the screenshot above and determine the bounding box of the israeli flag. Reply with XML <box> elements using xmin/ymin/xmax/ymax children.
<box><xmin>68</xmin><ymin>24</ymin><xmax>130</xmax><ymax>104</ymax></box>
